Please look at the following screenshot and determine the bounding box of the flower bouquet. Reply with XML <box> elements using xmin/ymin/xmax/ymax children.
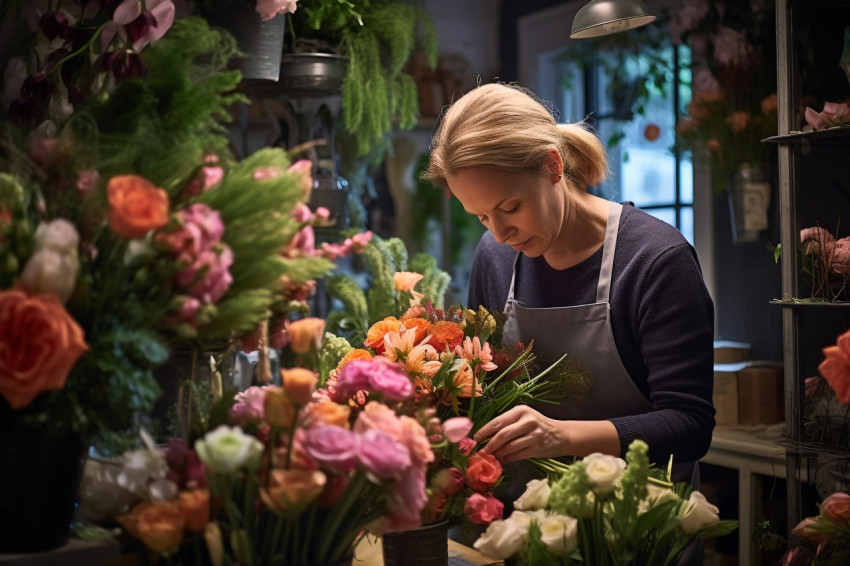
<box><xmin>781</xmin><ymin>492</ymin><xmax>850</xmax><ymax>566</ymax></box>
<box><xmin>472</xmin><ymin>439</ymin><xmax>738</xmax><ymax>565</ymax></box>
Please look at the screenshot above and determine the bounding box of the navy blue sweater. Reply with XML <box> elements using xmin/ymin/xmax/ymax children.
<box><xmin>468</xmin><ymin>203</ymin><xmax>716</xmax><ymax>465</ymax></box>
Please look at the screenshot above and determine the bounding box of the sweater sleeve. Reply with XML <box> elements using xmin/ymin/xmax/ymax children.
<box><xmin>609</xmin><ymin>243</ymin><xmax>716</xmax><ymax>465</ymax></box>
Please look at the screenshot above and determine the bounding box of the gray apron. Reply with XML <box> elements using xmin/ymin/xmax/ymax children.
<box><xmin>499</xmin><ymin>201</ymin><xmax>701</xmax><ymax>564</ymax></box>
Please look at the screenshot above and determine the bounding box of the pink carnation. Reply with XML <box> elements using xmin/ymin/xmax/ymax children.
<box><xmin>464</xmin><ymin>493</ymin><xmax>504</xmax><ymax>525</ymax></box>
<box><xmin>336</xmin><ymin>358</ymin><xmax>413</xmax><ymax>401</ymax></box>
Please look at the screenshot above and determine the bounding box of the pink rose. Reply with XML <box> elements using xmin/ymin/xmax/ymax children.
<box><xmin>336</xmin><ymin>358</ymin><xmax>413</xmax><ymax>401</ymax></box>
<box><xmin>304</xmin><ymin>425</ymin><xmax>357</xmax><ymax>474</ymax></box>
<box><xmin>466</xmin><ymin>453</ymin><xmax>502</xmax><ymax>492</ymax></box>
<box><xmin>464</xmin><ymin>493</ymin><xmax>504</xmax><ymax>525</ymax></box>
<box><xmin>443</xmin><ymin>417</ymin><xmax>473</xmax><ymax>443</ymax></box>
<box><xmin>176</xmin><ymin>246</ymin><xmax>234</xmax><ymax>304</ymax></box>
<box><xmin>432</xmin><ymin>467</ymin><xmax>464</xmax><ymax>495</ymax></box>
<box><xmin>819</xmin><ymin>492</ymin><xmax>850</xmax><ymax>523</ymax></box>
<box><xmin>357</xmin><ymin>429</ymin><xmax>411</xmax><ymax>480</ymax></box>
<box><xmin>399</xmin><ymin>416</ymin><xmax>433</xmax><ymax>468</ymax></box>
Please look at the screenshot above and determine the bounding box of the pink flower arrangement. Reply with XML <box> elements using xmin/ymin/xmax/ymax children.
<box><xmin>799</xmin><ymin>225</ymin><xmax>850</xmax><ymax>301</ymax></box>
<box><xmin>783</xmin><ymin>492</ymin><xmax>850</xmax><ymax>565</ymax></box>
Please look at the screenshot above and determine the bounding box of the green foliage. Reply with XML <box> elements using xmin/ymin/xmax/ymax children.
<box><xmin>318</xmin><ymin>332</ymin><xmax>354</xmax><ymax>384</ymax></box>
<box><xmin>408</xmin><ymin>253</ymin><xmax>450</xmax><ymax>310</ymax></box>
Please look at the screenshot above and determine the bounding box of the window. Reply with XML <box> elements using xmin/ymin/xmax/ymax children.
<box><xmin>557</xmin><ymin>45</ymin><xmax>694</xmax><ymax>243</ymax></box>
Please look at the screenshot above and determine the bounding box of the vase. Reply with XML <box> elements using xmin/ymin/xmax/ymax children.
<box><xmin>204</xmin><ymin>5</ymin><xmax>286</xmax><ymax>94</ymax></box>
<box><xmin>727</xmin><ymin>163</ymin><xmax>771</xmax><ymax>243</ymax></box>
<box><xmin>0</xmin><ymin>424</ymin><xmax>87</xmax><ymax>553</ymax></box>
<box><xmin>382</xmin><ymin>520</ymin><xmax>450</xmax><ymax>566</ymax></box>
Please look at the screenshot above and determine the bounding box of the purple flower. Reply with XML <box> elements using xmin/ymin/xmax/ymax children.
<box><xmin>357</xmin><ymin>429</ymin><xmax>410</xmax><ymax>480</ymax></box>
<box><xmin>304</xmin><ymin>425</ymin><xmax>357</xmax><ymax>475</ymax></box>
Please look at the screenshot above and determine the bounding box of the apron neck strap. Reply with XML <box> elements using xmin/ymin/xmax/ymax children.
<box><xmin>596</xmin><ymin>201</ymin><xmax>623</xmax><ymax>304</ymax></box>
<box><xmin>503</xmin><ymin>201</ymin><xmax>624</xmax><ymax>308</ymax></box>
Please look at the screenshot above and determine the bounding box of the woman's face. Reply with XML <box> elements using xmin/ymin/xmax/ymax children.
<box><xmin>447</xmin><ymin>167</ymin><xmax>566</xmax><ymax>258</ymax></box>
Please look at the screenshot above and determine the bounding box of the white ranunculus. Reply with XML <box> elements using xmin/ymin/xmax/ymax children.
<box><xmin>638</xmin><ymin>483</ymin><xmax>680</xmax><ymax>515</ymax></box>
<box><xmin>473</xmin><ymin>514</ymin><xmax>529</xmax><ymax>559</ymax></box>
<box><xmin>680</xmin><ymin>491</ymin><xmax>720</xmax><ymax>533</ymax></box>
<box><xmin>34</xmin><ymin>219</ymin><xmax>80</xmax><ymax>255</ymax></box>
<box><xmin>195</xmin><ymin>425</ymin><xmax>264</xmax><ymax>474</ymax></box>
<box><xmin>514</xmin><ymin>478</ymin><xmax>551</xmax><ymax>511</ymax></box>
<box><xmin>583</xmin><ymin>452</ymin><xmax>627</xmax><ymax>495</ymax></box>
<box><xmin>19</xmin><ymin>248</ymin><xmax>79</xmax><ymax>304</ymax></box>
<box><xmin>537</xmin><ymin>513</ymin><xmax>578</xmax><ymax>556</ymax></box>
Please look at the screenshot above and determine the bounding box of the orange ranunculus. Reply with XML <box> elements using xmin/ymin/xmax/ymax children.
<box><xmin>119</xmin><ymin>500</ymin><xmax>185</xmax><ymax>554</ymax></box>
<box><xmin>401</xmin><ymin>317</ymin><xmax>431</xmax><ymax>344</ymax></box>
<box><xmin>264</xmin><ymin>386</ymin><xmax>295</xmax><ymax>428</ymax></box>
<box><xmin>0</xmin><ymin>289</ymin><xmax>88</xmax><ymax>409</ymax></box>
<box><xmin>304</xmin><ymin>400</ymin><xmax>351</xmax><ymax>428</ymax></box>
<box><xmin>335</xmin><ymin>348</ymin><xmax>372</xmax><ymax>372</ymax></box>
<box><xmin>260</xmin><ymin>469</ymin><xmax>327</xmax><ymax>512</ymax></box>
<box><xmin>178</xmin><ymin>489</ymin><xmax>210</xmax><ymax>532</ymax></box>
<box><xmin>288</xmin><ymin>317</ymin><xmax>325</xmax><ymax>354</ymax></box>
<box><xmin>465</xmin><ymin>452</ymin><xmax>503</xmax><ymax>492</ymax></box>
<box><xmin>364</xmin><ymin>317</ymin><xmax>401</xmax><ymax>354</ymax></box>
<box><xmin>428</xmin><ymin>321</ymin><xmax>464</xmax><ymax>353</ymax></box>
<box><xmin>106</xmin><ymin>174</ymin><xmax>170</xmax><ymax>239</ymax></box>
<box><xmin>818</xmin><ymin>328</ymin><xmax>850</xmax><ymax>404</ymax></box>
<box><xmin>282</xmin><ymin>367</ymin><xmax>318</xmax><ymax>405</ymax></box>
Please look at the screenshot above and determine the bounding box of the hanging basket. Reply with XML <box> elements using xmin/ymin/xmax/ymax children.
<box><xmin>382</xmin><ymin>520</ymin><xmax>449</xmax><ymax>566</ymax></box>
<box><xmin>0</xmin><ymin>424</ymin><xmax>87</xmax><ymax>553</ymax></box>
<box><xmin>727</xmin><ymin>163</ymin><xmax>771</xmax><ymax>243</ymax></box>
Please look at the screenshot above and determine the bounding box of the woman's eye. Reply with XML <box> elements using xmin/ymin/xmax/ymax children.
<box><xmin>501</xmin><ymin>204</ymin><xmax>518</xmax><ymax>214</ymax></box>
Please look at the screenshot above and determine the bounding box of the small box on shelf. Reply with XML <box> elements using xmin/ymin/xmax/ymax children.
<box><xmin>713</xmin><ymin>361</ymin><xmax>784</xmax><ymax>426</ymax></box>
<box><xmin>713</xmin><ymin>340</ymin><xmax>751</xmax><ymax>364</ymax></box>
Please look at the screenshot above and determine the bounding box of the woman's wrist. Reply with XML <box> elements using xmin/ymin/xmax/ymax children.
<box><xmin>559</xmin><ymin>419</ymin><xmax>621</xmax><ymax>458</ymax></box>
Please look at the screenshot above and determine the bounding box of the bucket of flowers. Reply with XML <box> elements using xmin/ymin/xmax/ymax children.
<box><xmin>0</xmin><ymin>7</ymin><xmax>334</xmax><ymax>553</ymax></box>
<box><xmin>472</xmin><ymin>439</ymin><xmax>738</xmax><ymax>564</ymax></box>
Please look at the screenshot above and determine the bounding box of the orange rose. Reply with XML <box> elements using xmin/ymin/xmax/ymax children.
<box><xmin>304</xmin><ymin>400</ymin><xmax>351</xmax><ymax>428</ymax></box>
<box><xmin>107</xmin><ymin>174</ymin><xmax>170</xmax><ymax>239</ymax></box>
<box><xmin>364</xmin><ymin>317</ymin><xmax>401</xmax><ymax>354</ymax></box>
<box><xmin>260</xmin><ymin>469</ymin><xmax>327</xmax><ymax>512</ymax></box>
<box><xmin>119</xmin><ymin>500</ymin><xmax>185</xmax><ymax>554</ymax></box>
<box><xmin>0</xmin><ymin>289</ymin><xmax>88</xmax><ymax>409</ymax></box>
<box><xmin>818</xmin><ymin>329</ymin><xmax>850</xmax><ymax>404</ymax></box>
<box><xmin>465</xmin><ymin>452</ymin><xmax>502</xmax><ymax>492</ymax></box>
<box><xmin>177</xmin><ymin>489</ymin><xmax>210</xmax><ymax>533</ymax></box>
<box><xmin>282</xmin><ymin>368</ymin><xmax>319</xmax><ymax>405</ymax></box>
<box><xmin>288</xmin><ymin>317</ymin><xmax>325</xmax><ymax>354</ymax></box>
<box><xmin>401</xmin><ymin>317</ymin><xmax>431</xmax><ymax>344</ymax></box>
<box><xmin>335</xmin><ymin>348</ymin><xmax>372</xmax><ymax>372</ymax></box>
<box><xmin>428</xmin><ymin>321</ymin><xmax>464</xmax><ymax>353</ymax></box>
<box><xmin>263</xmin><ymin>386</ymin><xmax>295</xmax><ymax>428</ymax></box>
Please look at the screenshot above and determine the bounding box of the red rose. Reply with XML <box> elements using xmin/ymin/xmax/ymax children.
<box><xmin>465</xmin><ymin>452</ymin><xmax>502</xmax><ymax>492</ymax></box>
<box><xmin>0</xmin><ymin>289</ymin><xmax>88</xmax><ymax>409</ymax></box>
<box><xmin>464</xmin><ymin>492</ymin><xmax>503</xmax><ymax>525</ymax></box>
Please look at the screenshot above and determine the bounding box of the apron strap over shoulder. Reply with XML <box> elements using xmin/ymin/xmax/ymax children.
<box><xmin>596</xmin><ymin>202</ymin><xmax>622</xmax><ymax>304</ymax></box>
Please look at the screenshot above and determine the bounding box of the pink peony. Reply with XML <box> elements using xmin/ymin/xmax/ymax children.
<box><xmin>464</xmin><ymin>493</ymin><xmax>504</xmax><ymax>525</ymax></box>
<box><xmin>303</xmin><ymin>425</ymin><xmax>357</xmax><ymax>475</ymax></box>
<box><xmin>357</xmin><ymin>429</ymin><xmax>411</xmax><ymax>480</ymax></box>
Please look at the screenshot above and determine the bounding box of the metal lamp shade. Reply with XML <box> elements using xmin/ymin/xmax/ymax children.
<box><xmin>570</xmin><ymin>0</ymin><xmax>656</xmax><ymax>39</ymax></box>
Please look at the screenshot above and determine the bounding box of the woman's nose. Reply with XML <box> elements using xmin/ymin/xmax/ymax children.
<box><xmin>489</xmin><ymin>218</ymin><xmax>514</xmax><ymax>244</ymax></box>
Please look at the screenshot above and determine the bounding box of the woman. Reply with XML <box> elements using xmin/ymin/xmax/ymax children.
<box><xmin>422</xmin><ymin>83</ymin><xmax>715</xmax><ymax>490</ymax></box>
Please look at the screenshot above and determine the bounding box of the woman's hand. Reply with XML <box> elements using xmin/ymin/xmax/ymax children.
<box><xmin>473</xmin><ymin>405</ymin><xmax>569</xmax><ymax>464</ymax></box>
<box><xmin>473</xmin><ymin>406</ymin><xmax>622</xmax><ymax>463</ymax></box>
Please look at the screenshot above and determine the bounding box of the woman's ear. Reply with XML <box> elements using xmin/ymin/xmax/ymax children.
<box><xmin>545</xmin><ymin>148</ymin><xmax>564</xmax><ymax>183</ymax></box>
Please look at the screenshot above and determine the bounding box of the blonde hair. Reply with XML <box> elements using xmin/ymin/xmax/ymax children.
<box><xmin>422</xmin><ymin>83</ymin><xmax>609</xmax><ymax>190</ymax></box>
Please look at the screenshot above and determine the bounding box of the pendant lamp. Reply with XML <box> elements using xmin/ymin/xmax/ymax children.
<box><xmin>570</xmin><ymin>0</ymin><xmax>656</xmax><ymax>39</ymax></box>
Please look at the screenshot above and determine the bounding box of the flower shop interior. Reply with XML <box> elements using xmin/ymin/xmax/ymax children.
<box><xmin>2</xmin><ymin>0</ymin><xmax>850</xmax><ymax>565</ymax></box>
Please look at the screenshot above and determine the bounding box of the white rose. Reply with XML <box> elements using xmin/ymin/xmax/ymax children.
<box><xmin>19</xmin><ymin>248</ymin><xmax>79</xmax><ymax>303</ymax></box>
<box><xmin>638</xmin><ymin>483</ymin><xmax>680</xmax><ymax>515</ymax></box>
<box><xmin>514</xmin><ymin>478</ymin><xmax>551</xmax><ymax>511</ymax></box>
<box><xmin>680</xmin><ymin>491</ymin><xmax>720</xmax><ymax>533</ymax></box>
<box><xmin>537</xmin><ymin>513</ymin><xmax>578</xmax><ymax>556</ymax></box>
<box><xmin>583</xmin><ymin>452</ymin><xmax>626</xmax><ymax>495</ymax></box>
<box><xmin>195</xmin><ymin>425</ymin><xmax>264</xmax><ymax>474</ymax></box>
<box><xmin>473</xmin><ymin>515</ymin><xmax>528</xmax><ymax>559</ymax></box>
<box><xmin>34</xmin><ymin>219</ymin><xmax>79</xmax><ymax>255</ymax></box>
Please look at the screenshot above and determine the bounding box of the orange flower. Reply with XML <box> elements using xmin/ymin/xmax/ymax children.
<box><xmin>465</xmin><ymin>453</ymin><xmax>502</xmax><ymax>492</ymax></box>
<box><xmin>282</xmin><ymin>367</ymin><xmax>318</xmax><ymax>405</ymax></box>
<box><xmin>264</xmin><ymin>386</ymin><xmax>295</xmax><ymax>428</ymax></box>
<box><xmin>400</xmin><ymin>305</ymin><xmax>426</xmax><ymax>320</ymax></box>
<box><xmin>288</xmin><ymin>317</ymin><xmax>325</xmax><ymax>354</ymax></box>
<box><xmin>364</xmin><ymin>317</ymin><xmax>401</xmax><ymax>354</ymax></box>
<box><xmin>304</xmin><ymin>400</ymin><xmax>351</xmax><ymax>428</ymax></box>
<box><xmin>401</xmin><ymin>317</ymin><xmax>431</xmax><ymax>344</ymax></box>
<box><xmin>819</xmin><ymin>329</ymin><xmax>850</xmax><ymax>404</ymax></box>
<box><xmin>119</xmin><ymin>500</ymin><xmax>185</xmax><ymax>554</ymax></box>
<box><xmin>260</xmin><ymin>469</ymin><xmax>327</xmax><ymax>512</ymax></box>
<box><xmin>428</xmin><ymin>321</ymin><xmax>464</xmax><ymax>353</ymax></box>
<box><xmin>106</xmin><ymin>174</ymin><xmax>170</xmax><ymax>239</ymax></box>
<box><xmin>178</xmin><ymin>489</ymin><xmax>210</xmax><ymax>533</ymax></box>
<box><xmin>335</xmin><ymin>348</ymin><xmax>372</xmax><ymax>372</ymax></box>
<box><xmin>0</xmin><ymin>289</ymin><xmax>88</xmax><ymax>409</ymax></box>
<box><xmin>393</xmin><ymin>271</ymin><xmax>424</xmax><ymax>293</ymax></box>
<box><xmin>452</xmin><ymin>359</ymin><xmax>483</xmax><ymax>398</ymax></box>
